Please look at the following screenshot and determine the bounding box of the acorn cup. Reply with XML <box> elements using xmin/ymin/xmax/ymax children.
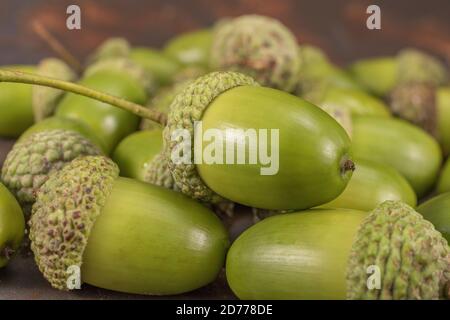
<box><xmin>164</xmin><ymin>28</ymin><xmax>213</xmax><ymax>68</ymax></box>
<box><xmin>29</xmin><ymin>156</ymin><xmax>229</xmax><ymax>294</ymax></box>
<box><xmin>210</xmin><ymin>15</ymin><xmax>301</xmax><ymax>92</ymax></box>
<box><xmin>351</xmin><ymin>116</ymin><xmax>442</xmax><ymax>198</ymax></box>
<box><xmin>0</xmin><ymin>70</ymin><xmax>355</xmax><ymax>211</ymax></box>
<box><xmin>418</xmin><ymin>193</ymin><xmax>450</xmax><ymax>243</ymax></box>
<box><xmin>320</xmin><ymin>159</ymin><xmax>417</xmax><ymax>211</ymax></box>
<box><xmin>0</xmin><ymin>65</ymin><xmax>36</xmax><ymax>138</ymax></box>
<box><xmin>0</xmin><ymin>182</ymin><xmax>25</xmax><ymax>268</ymax></box>
<box><xmin>226</xmin><ymin>201</ymin><xmax>450</xmax><ymax>300</ymax></box>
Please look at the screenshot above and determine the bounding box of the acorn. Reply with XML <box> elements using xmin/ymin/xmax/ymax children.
<box><xmin>112</xmin><ymin>129</ymin><xmax>163</xmax><ymax>181</ymax></box>
<box><xmin>130</xmin><ymin>47</ymin><xmax>181</xmax><ymax>86</ymax></box>
<box><xmin>226</xmin><ymin>201</ymin><xmax>450</xmax><ymax>299</ymax></box>
<box><xmin>210</xmin><ymin>15</ymin><xmax>300</xmax><ymax>92</ymax></box>
<box><xmin>437</xmin><ymin>157</ymin><xmax>450</xmax><ymax>194</ymax></box>
<box><xmin>0</xmin><ymin>182</ymin><xmax>25</xmax><ymax>268</ymax></box>
<box><xmin>164</xmin><ymin>28</ymin><xmax>213</xmax><ymax>68</ymax></box>
<box><xmin>0</xmin><ymin>65</ymin><xmax>36</xmax><ymax>137</ymax></box>
<box><xmin>32</xmin><ymin>58</ymin><xmax>76</xmax><ymax>122</ymax></box>
<box><xmin>29</xmin><ymin>156</ymin><xmax>228</xmax><ymax>294</ymax></box>
<box><xmin>320</xmin><ymin>159</ymin><xmax>417</xmax><ymax>211</ymax></box>
<box><xmin>87</xmin><ymin>37</ymin><xmax>131</xmax><ymax>64</ymax></box>
<box><xmin>0</xmin><ymin>70</ymin><xmax>354</xmax><ymax>211</ymax></box>
<box><xmin>55</xmin><ymin>67</ymin><xmax>147</xmax><ymax>154</ymax></box>
<box><xmin>1</xmin><ymin>130</ymin><xmax>101</xmax><ymax>209</ymax></box>
<box><xmin>352</xmin><ymin>116</ymin><xmax>442</xmax><ymax>197</ymax></box>
<box><xmin>418</xmin><ymin>193</ymin><xmax>450</xmax><ymax>243</ymax></box>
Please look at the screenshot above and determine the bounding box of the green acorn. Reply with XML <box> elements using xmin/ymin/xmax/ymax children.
<box><xmin>0</xmin><ymin>182</ymin><xmax>25</xmax><ymax>268</ymax></box>
<box><xmin>32</xmin><ymin>58</ymin><xmax>76</xmax><ymax>122</ymax></box>
<box><xmin>210</xmin><ymin>15</ymin><xmax>300</xmax><ymax>92</ymax></box>
<box><xmin>0</xmin><ymin>70</ymin><xmax>354</xmax><ymax>211</ymax></box>
<box><xmin>1</xmin><ymin>130</ymin><xmax>101</xmax><ymax>208</ymax></box>
<box><xmin>320</xmin><ymin>159</ymin><xmax>416</xmax><ymax>211</ymax></box>
<box><xmin>437</xmin><ymin>157</ymin><xmax>450</xmax><ymax>194</ymax></box>
<box><xmin>112</xmin><ymin>129</ymin><xmax>163</xmax><ymax>181</ymax></box>
<box><xmin>87</xmin><ymin>37</ymin><xmax>131</xmax><ymax>64</ymax></box>
<box><xmin>418</xmin><ymin>193</ymin><xmax>450</xmax><ymax>243</ymax></box>
<box><xmin>164</xmin><ymin>29</ymin><xmax>213</xmax><ymax>68</ymax></box>
<box><xmin>29</xmin><ymin>156</ymin><xmax>228</xmax><ymax>294</ymax></box>
<box><xmin>0</xmin><ymin>65</ymin><xmax>36</xmax><ymax>138</ymax></box>
<box><xmin>226</xmin><ymin>201</ymin><xmax>450</xmax><ymax>299</ymax></box>
<box><xmin>352</xmin><ymin>116</ymin><xmax>442</xmax><ymax>197</ymax></box>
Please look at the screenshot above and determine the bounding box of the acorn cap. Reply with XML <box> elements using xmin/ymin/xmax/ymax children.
<box><xmin>397</xmin><ymin>49</ymin><xmax>448</xmax><ymax>86</ymax></box>
<box><xmin>347</xmin><ymin>200</ymin><xmax>450</xmax><ymax>299</ymax></box>
<box><xmin>32</xmin><ymin>58</ymin><xmax>76</xmax><ymax>122</ymax></box>
<box><xmin>29</xmin><ymin>156</ymin><xmax>119</xmax><ymax>290</ymax></box>
<box><xmin>88</xmin><ymin>37</ymin><xmax>131</xmax><ymax>64</ymax></box>
<box><xmin>389</xmin><ymin>83</ymin><xmax>437</xmax><ymax>136</ymax></box>
<box><xmin>84</xmin><ymin>57</ymin><xmax>156</xmax><ymax>95</ymax></box>
<box><xmin>163</xmin><ymin>71</ymin><xmax>258</xmax><ymax>204</ymax></box>
<box><xmin>1</xmin><ymin>130</ymin><xmax>101</xmax><ymax>208</ymax></box>
<box><xmin>210</xmin><ymin>15</ymin><xmax>300</xmax><ymax>92</ymax></box>
<box><xmin>145</xmin><ymin>152</ymin><xmax>178</xmax><ymax>191</ymax></box>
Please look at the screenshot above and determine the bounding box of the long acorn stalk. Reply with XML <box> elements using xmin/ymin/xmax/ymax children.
<box><xmin>0</xmin><ymin>69</ymin><xmax>354</xmax><ymax>211</ymax></box>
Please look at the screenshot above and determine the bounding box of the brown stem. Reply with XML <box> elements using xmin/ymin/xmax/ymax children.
<box><xmin>32</xmin><ymin>21</ymin><xmax>83</xmax><ymax>74</ymax></box>
<box><xmin>0</xmin><ymin>69</ymin><xmax>167</xmax><ymax>126</ymax></box>
<box><xmin>341</xmin><ymin>158</ymin><xmax>356</xmax><ymax>175</ymax></box>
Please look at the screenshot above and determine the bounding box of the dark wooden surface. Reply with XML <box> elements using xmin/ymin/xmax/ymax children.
<box><xmin>0</xmin><ymin>0</ymin><xmax>449</xmax><ymax>300</ymax></box>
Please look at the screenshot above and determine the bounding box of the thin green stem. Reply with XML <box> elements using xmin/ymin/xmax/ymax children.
<box><xmin>0</xmin><ymin>69</ymin><xmax>167</xmax><ymax>126</ymax></box>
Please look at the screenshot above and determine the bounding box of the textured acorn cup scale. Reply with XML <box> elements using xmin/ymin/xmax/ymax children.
<box><xmin>1</xmin><ymin>129</ymin><xmax>101</xmax><ymax>210</ymax></box>
<box><xmin>0</xmin><ymin>69</ymin><xmax>355</xmax><ymax>211</ymax></box>
<box><xmin>226</xmin><ymin>201</ymin><xmax>450</xmax><ymax>300</ymax></box>
<box><xmin>210</xmin><ymin>15</ymin><xmax>301</xmax><ymax>92</ymax></box>
<box><xmin>29</xmin><ymin>155</ymin><xmax>228</xmax><ymax>294</ymax></box>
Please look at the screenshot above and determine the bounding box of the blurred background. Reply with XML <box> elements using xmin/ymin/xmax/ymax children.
<box><xmin>0</xmin><ymin>0</ymin><xmax>449</xmax><ymax>66</ymax></box>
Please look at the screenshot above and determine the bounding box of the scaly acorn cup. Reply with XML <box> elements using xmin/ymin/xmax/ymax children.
<box><xmin>0</xmin><ymin>65</ymin><xmax>36</xmax><ymax>137</ymax></box>
<box><xmin>87</xmin><ymin>37</ymin><xmax>131</xmax><ymax>64</ymax></box>
<box><xmin>1</xmin><ymin>130</ymin><xmax>101</xmax><ymax>209</ymax></box>
<box><xmin>0</xmin><ymin>182</ymin><xmax>25</xmax><ymax>268</ymax></box>
<box><xmin>352</xmin><ymin>116</ymin><xmax>442</xmax><ymax>197</ymax></box>
<box><xmin>56</xmin><ymin>68</ymin><xmax>148</xmax><ymax>154</ymax></box>
<box><xmin>32</xmin><ymin>58</ymin><xmax>76</xmax><ymax>122</ymax></box>
<box><xmin>320</xmin><ymin>159</ymin><xmax>417</xmax><ymax>211</ymax></box>
<box><xmin>210</xmin><ymin>15</ymin><xmax>300</xmax><ymax>92</ymax></box>
<box><xmin>418</xmin><ymin>193</ymin><xmax>450</xmax><ymax>243</ymax></box>
<box><xmin>18</xmin><ymin>116</ymin><xmax>105</xmax><ymax>153</ymax></box>
<box><xmin>0</xmin><ymin>70</ymin><xmax>354</xmax><ymax>210</ymax></box>
<box><xmin>164</xmin><ymin>28</ymin><xmax>213</xmax><ymax>68</ymax></box>
<box><xmin>437</xmin><ymin>157</ymin><xmax>450</xmax><ymax>194</ymax></box>
<box><xmin>226</xmin><ymin>201</ymin><xmax>450</xmax><ymax>300</ymax></box>
<box><xmin>112</xmin><ymin>129</ymin><xmax>163</xmax><ymax>181</ymax></box>
<box><xmin>29</xmin><ymin>156</ymin><xmax>229</xmax><ymax>294</ymax></box>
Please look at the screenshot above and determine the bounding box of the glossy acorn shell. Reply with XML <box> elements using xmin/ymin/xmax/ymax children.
<box><xmin>226</xmin><ymin>209</ymin><xmax>367</xmax><ymax>299</ymax></box>
<box><xmin>320</xmin><ymin>159</ymin><xmax>417</xmax><ymax>211</ymax></box>
<box><xmin>164</xmin><ymin>29</ymin><xmax>212</xmax><ymax>67</ymax></box>
<box><xmin>352</xmin><ymin>116</ymin><xmax>442</xmax><ymax>197</ymax></box>
<box><xmin>81</xmin><ymin>177</ymin><xmax>229</xmax><ymax>295</ymax></box>
<box><xmin>56</xmin><ymin>69</ymin><xmax>147</xmax><ymax>154</ymax></box>
<box><xmin>437</xmin><ymin>158</ymin><xmax>450</xmax><ymax>194</ymax></box>
<box><xmin>0</xmin><ymin>182</ymin><xmax>25</xmax><ymax>268</ymax></box>
<box><xmin>112</xmin><ymin>129</ymin><xmax>163</xmax><ymax>181</ymax></box>
<box><xmin>436</xmin><ymin>87</ymin><xmax>450</xmax><ymax>156</ymax></box>
<box><xmin>417</xmin><ymin>192</ymin><xmax>450</xmax><ymax>243</ymax></box>
<box><xmin>0</xmin><ymin>65</ymin><xmax>36</xmax><ymax>137</ymax></box>
<box><xmin>349</xmin><ymin>57</ymin><xmax>397</xmax><ymax>96</ymax></box>
<box><xmin>197</xmin><ymin>86</ymin><xmax>353</xmax><ymax>210</ymax></box>
<box><xmin>130</xmin><ymin>47</ymin><xmax>181</xmax><ymax>86</ymax></box>
<box><xmin>18</xmin><ymin>116</ymin><xmax>105</xmax><ymax>153</ymax></box>
<box><xmin>319</xmin><ymin>87</ymin><xmax>390</xmax><ymax>117</ymax></box>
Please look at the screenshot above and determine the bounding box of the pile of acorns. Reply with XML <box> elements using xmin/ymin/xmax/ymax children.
<box><xmin>0</xmin><ymin>14</ymin><xmax>449</xmax><ymax>299</ymax></box>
